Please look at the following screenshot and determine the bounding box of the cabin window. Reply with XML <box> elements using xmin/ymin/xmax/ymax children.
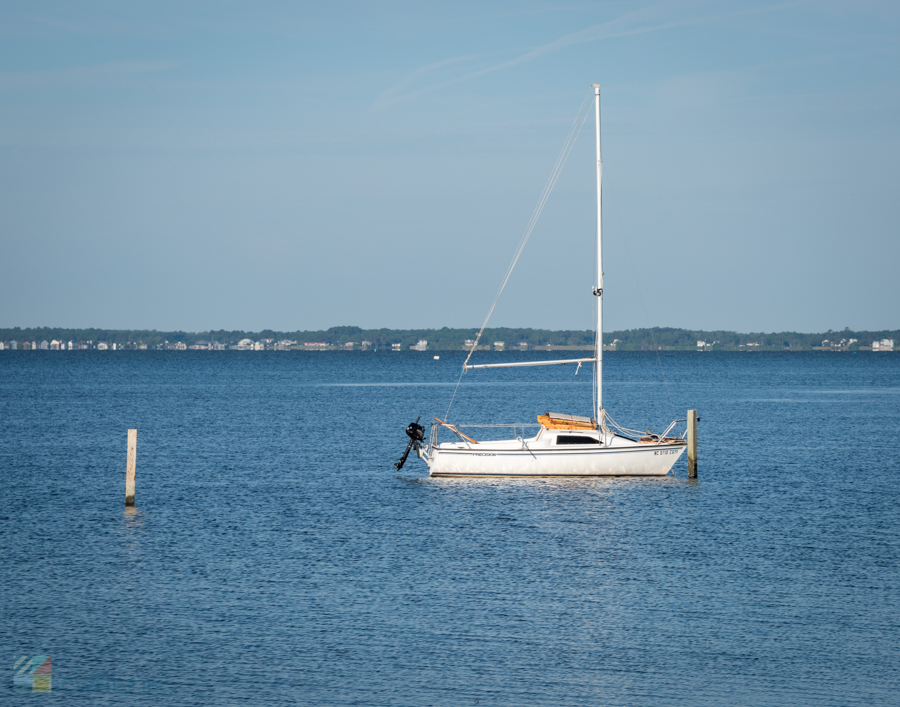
<box><xmin>556</xmin><ymin>435</ymin><xmax>600</xmax><ymax>445</ymax></box>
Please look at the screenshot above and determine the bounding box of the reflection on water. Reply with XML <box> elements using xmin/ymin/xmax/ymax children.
<box><xmin>121</xmin><ymin>506</ymin><xmax>143</xmax><ymax>527</ymax></box>
<box><xmin>2</xmin><ymin>351</ymin><xmax>899</xmax><ymax>706</ymax></box>
<box><xmin>410</xmin><ymin>473</ymin><xmax>689</xmax><ymax>488</ymax></box>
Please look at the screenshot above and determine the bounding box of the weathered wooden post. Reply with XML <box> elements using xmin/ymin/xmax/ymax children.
<box><xmin>125</xmin><ymin>429</ymin><xmax>137</xmax><ymax>505</ymax></box>
<box><xmin>687</xmin><ymin>410</ymin><xmax>698</xmax><ymax>478</ymax></box>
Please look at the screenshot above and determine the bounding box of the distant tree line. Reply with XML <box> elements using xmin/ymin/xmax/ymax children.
<box><xmin>603</xmin><ymin>327</ymin><xmax>897</xmax><ymax>351</ymax></box>
<box><xmin>1</xmin><ymin>325</ymin><xmax>897</xmax><ymax>351</ymax></box>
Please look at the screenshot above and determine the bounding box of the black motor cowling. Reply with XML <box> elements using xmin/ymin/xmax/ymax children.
<box><xmin>405</xmin><ymin>421</ymin><xmax>425</xmax><ymax>443</ymax></box>
<box><xmin>394</xmin><ymin>417</ymin><xmax>425</xmax><ymax>470</ymax></box>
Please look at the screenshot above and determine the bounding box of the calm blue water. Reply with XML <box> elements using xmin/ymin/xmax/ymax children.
<box><xmin>1</xmin><ymin>351</ymin><xmax>898</xmax><ymax>706</ymax></box>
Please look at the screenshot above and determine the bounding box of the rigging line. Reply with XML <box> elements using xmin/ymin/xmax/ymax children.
<box><xmin>518</xmin><ymin>92</ymin><xmax>594</xmax><ymax>259</ymax></box>
<box><xmin>445</xmin><ymin>88</ymin><xmax>593</xmax><ymax>421</ymax></box>
<box><xmin>603</xmin><ymin>166</ymin><xmax>677</xmax><ymax>417</ymax></box>
<box><xmin>444</xmin><ymin>360</ymin><xmax>465</xmax><ymax>421</ymax></box>
<box><xmin>462</xmin><ymin>89</ymin><xmax>593</xmax><ymax>370</ymax></box>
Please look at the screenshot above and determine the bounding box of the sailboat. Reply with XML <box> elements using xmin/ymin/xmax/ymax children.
<box><xmin>394</xmin><ymin>84</ymin><xmax>687</xmax><ymax>477</ymax></box>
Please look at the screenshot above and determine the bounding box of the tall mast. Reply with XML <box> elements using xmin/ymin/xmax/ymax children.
<box><xmin>593</xmin><ymin>84</ymin><xmax>603</xmax><ymax>423</ymax></box>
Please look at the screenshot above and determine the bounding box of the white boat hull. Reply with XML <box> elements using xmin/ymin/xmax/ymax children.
<box><xmin>425</xmin><ymin>440</ymin><xmax>685</xmax><ymax>477</ymax></box>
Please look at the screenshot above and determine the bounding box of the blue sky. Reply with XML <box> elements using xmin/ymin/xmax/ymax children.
<box><xmin>1</xmin><ymin>1</ymin><xmax>897</xmax><ymax>332</ymax></box>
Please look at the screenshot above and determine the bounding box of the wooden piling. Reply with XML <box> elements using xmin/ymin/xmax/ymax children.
<box><xmin>687</xmin><ymin>410</ymin><xmax>697</xmax><ymax>478</ymax></box>
<box><xmin>125</xmin><ymin>429</ymin><xmax>137</xmax><ymax>506</ymax></box>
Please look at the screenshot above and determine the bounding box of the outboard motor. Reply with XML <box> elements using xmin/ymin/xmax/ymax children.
<box><xmin>394</xmin><ymin>417</ymin><xmax>425</xmax><ymax>470</ymax></box>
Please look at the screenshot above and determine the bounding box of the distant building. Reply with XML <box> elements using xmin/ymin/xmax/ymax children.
<box><xmin>22</xmin><ymin>342</ymin><xmax>32</xmax><ymax>350</ymax></box>
<box><xmin>829</xmin><ymin>338</ymin><xmax>858</xmax><ymax>350</ymax></box>
<box><xmin>361</xmin><ymin>340</ymin><xmax>372</xmax><ymax>350</ymax></box>
<box><xmin>392</xmin><ymin>343</ymin><xmax>401</xmax><ymax>351</ymax></box>
<box><xmin>464</xmin><ymin>339</ymin><xmax>476</xmax><ymax>349</ymax></box>
<box><xmin>172</xmin><ymin>342</ymin><xmax>187</xmax><ymax>350</ymax></box>
<box><xmin>303</xmin><ymin>342</ymin><xmax>328</xmax><ymax>349</ymax></box>
<box><xmin>873</xmin><ymin>339</ymin><xmax>894</xmax><ymax>351</ymax></box>
<box><xmin>50</xmin><ymin>340</ymin><xmax>60</xmax><ymax>350</ymax></box>
<box><xmin>97</xmin><ymin>342</ymin><xmax>108</xmax><ymax>350</ymax></box>
<box><xmin>67</xmin><ymin>341</ymin><xmax>74</xmax><ymax>350</ymax></box>
<box><xmin>517</xmin><ymin>342</ymin><xmax>528</xmax><ymax>349</ymax></box>
<box><xmin>253</xmin><ymin>341</ymin><xmax>264</xmax><ymax>351</ymax></box>
<box><xmin>493</xmin><ymin>341</ymin><xmax>505</xmax><ymax>350</ymax></box>
<box><xmin>39</xmin><ymin>340</ymin><xmax>49</xmax><ymax>350</ymax></box>
<box><xmin>10</xmin><ymin>340</ymin><xmax>18</xmax><ymax>350</ymax></box>
<box><xmin>410</xmin><ymin>340</ymin><xmax>428</xmax><ymax>351</ymax></box>
<box><xmin>344</xmin><ymin>342</ymin><xmax>355</xmax><ymax>349</ymax></box>
<box><xmin>0</xmin><ymin>342</ymin><xmax>5</xmax><ymax>350</ymax></box>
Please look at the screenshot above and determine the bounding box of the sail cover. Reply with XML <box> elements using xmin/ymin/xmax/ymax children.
<box><xmin>538</xmin><ymin>412</ymin><xmax>597</xmax><ymax>430</ymax></box>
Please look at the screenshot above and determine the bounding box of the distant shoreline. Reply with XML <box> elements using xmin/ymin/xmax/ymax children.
<box><xmin>0</xmin><ymin>327</ymin><xmax>896</xmax><ymax>353</ymax></box>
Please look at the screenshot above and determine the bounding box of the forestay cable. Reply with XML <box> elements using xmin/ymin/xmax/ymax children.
<box><xmin>445</xmin><ymin>89</ymin><xmax>594</xmax><ymax>421</ymax></box>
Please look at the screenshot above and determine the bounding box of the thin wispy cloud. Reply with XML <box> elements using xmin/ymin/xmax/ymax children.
<box><xmin>375</xmin><ymin>0</ymin><xmax>799</xmax><ymax>107</ymax></box>
<box><xmin>375</xmin><ymin>54</ymin><xmax>482</xmax><ymax>108</ymax></box>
